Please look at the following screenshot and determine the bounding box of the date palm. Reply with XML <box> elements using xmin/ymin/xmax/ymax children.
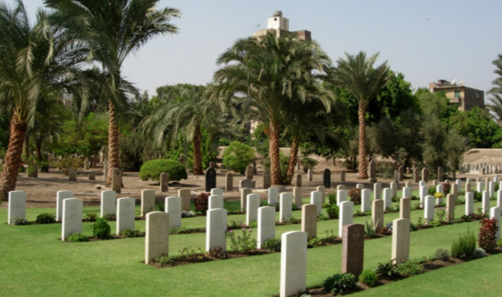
<box><xmin>487</xmin><ymin>55</ymin><xmax>502</xmax><ymax>125</ymax></box>
<box><xmin>45</xmin><ymin>0</ymin><xmax>179</xmax><ymax>184</ymax></box>
<box><xmin>332</xmin><ymin>52</ymin><xmax>390</xmax><ymax>179</ymax></box>
<box><xmin>214</xmin><ymin>32</ymin><xmax>333</xmax><ymax>185</ymax></box>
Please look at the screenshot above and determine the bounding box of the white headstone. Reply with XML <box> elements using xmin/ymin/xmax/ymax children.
<box><xmin>356</xmin><ymin>183</ymin><xmax>364</xmax><ymax>190</ymax></box>
<box><xmin>293</xmin><ymin>187</ymin><xmax>303</xmax><ymax>209</ymax></box>
<box><xmin>402</xmin><ymin>187</ymin><xmax>411</xmax><ymax>198</ymax></box>
<box><xmin>206</xmin><ymin>208</ymin><xmax>227</xmax><ymax>252</ymax></box>
<box><xmin>61</xmin><ymin>198</ymin><xmax>83</xmax><ymax>241</ymax></box>
<box><xmin>165</xmin><ymin>196</ymin><xmax>182</xmax><ymax>230</ymax></box>
<box><xmin>208</xmin><ymin>194</ymin><xmax>224</xmax><ymax>210</ymax></box>
<box><xmin>337</xmin><ymin>190</ymin><xmax>348</xmax><ymax>206</ymax></box>
<box><xmin>482</xmin><ymin>191</ymin><xmax>490</xmax><ymax>214</ymax></box>
<box><xmin>210</xmin><ymin>188</ymin><xmax>224</xmax><ymax>196</ymax></box>
<box><xmin>268</xmin><ymin>187</ymin><xmax>279</xmax><ymax>204</ymax></box>
<box><xmin>477</xmin><ymin>182</ymin><xmax>485</xmax><ymax>193</ymax></box>
<box><xmin>390</xmin><ymin>182</ymin><xmax>397</xmax><ymax>198</ymax></box>
<box><xmin>383</xmin><ymin>188</ymin><xmax>392</xmax><ymax>210</ymax></box>
<box><xmin>436</xmin><ymin>184</ymin><xmax>444</xmax><ymax>205</ymax></box>
<box><xmin>465</xmin><ymin>192</ymin><xmax>474</xmax><ymax>216</ymax></box>
<box><xmin>310</xmin><ymin>191</ymin><xmax>323</xmax><ymax>215</ymax></box>
<box><xmin>339</xmin><ymin>201</ymin><xmax>353</xmax><ymax>237</ymax></box>
<box><xmin>240</xmin><ymin>188</ymin><xmax>251</xmax><ymax>212</ymax></box>
<box><xmin>419</xmin><ymin>181</ymin><xmax>425</xmax><ymax>187</ymax></box>
<box><xmin>489</xmin><ymin>182</ymin><xmax>495</xmax><ymax>198</ymax></box>
<box><xmin>117</xmin><ymin>197</ymin><xmax>135</xmax><ymax>234</ymax></box>
<box><xmin>56</xmin><ymin>190</ymin><xmax>73</xmax><ymax>221</ymax></box>
<box><xmin>374</xmin><ymin>183</ymin><xmax>382</xmax><ymax>199</ymax></box>
<box><xmin>145</xmin><ymin>211</ymin><xmax>169</xmax><ymax>265</ymax></box>
<box><xmin>279</xmin><ymin>193</ymin><xmax>292</xmax><ymax>222</ymax></box>
<box><xmin>455</xmin><ymin>179</ymin><xmax>462</xmax><ymax>193</ymax></box>
<box><xmin>8</xmin><ymin>191</ymin><xmax>26</xmax><ymax>224</ymax></box>
<box><xmin>419</xmin><ymin>185</ymin><xmax>428</xmax><ymax>208</ymax></box>
<box><xmin>246</xmin><ymin>193</ymin><xmax>261</xmax><ymax>226</ymax></box>
<box><xmin>100</xmin><ymin>190</ymin><xmax>116</xmax><ymax>217</ymax></box>
<box><xmin>497</xmin><ymin>189</ymin><xmax>502</xmax><ymax>208</ymax></box>
<box><xmin>424</xmin><ymin>195</ymin><xmax>435</xmax><ymax>223</ymax></box>
<box><xmin>361</xmin><ymin>189</ymin><xmax>371</xmax><ymax>212</ymax></box>
<box><xmin>392</xmin><ymin>218</ymin><xmax>410</xmax><ymax>264</ymax></box>
<box><xmin>316</xmin><ymin>186</ymin><xmax>326</xmax><ymax>202</ymax></box>
<box><xmin>257</xmin><ymin>206</ymin><xmax>276</xmax><ymax>248</ymax></box>
<box><xmin>490</xmin><ymin>207</ymin><xmax>501</xmax><ymax>241</ymax></box>
<box><xmin>141</xmin><ymin>189</ymin><xmax>155</xmax><ymax>217</ymax></box>
<box><xmin>280</xmin><ymin>231</ymin><xmax>307</xmax><ymax>297</ymax></box>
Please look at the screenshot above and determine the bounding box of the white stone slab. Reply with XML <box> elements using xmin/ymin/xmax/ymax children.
<box><xmin>141</xmin><ymin>189</ymin><xmax>155</xmax><ymax>217</ymax></box>
<box><xmin>465</xmin><ymin>192</ymin><xmax>474</xmax><ymax>216</ymax></box>
<box><xmin>424</xmin><ymin>195</ymin><xmax>435</xmax><ymax>223</ymax></box>
<box><xmin>310</xmin><ymin>191</ymin><xmax>323</xmax><ymax>215</ymax></box>
<box><xmin>383</xmin><ymin>188</ymin><xmax>392</xmax><ymax>210</ymax></box>
<box><xmin>337</xmin><ymin>190</ymin><xmax>348</xmax><ymax>206</ymax></box>
<box><xmin>477</xmin><ymin>182</ymin><xmax>485</xmax><ymax>193</ymax></box>
<box><xmin>210</xmin><ymin>188</ymin><xmax>223</xmax><ymax>196</ymax></box>
<box><xmin>61</xmin><ymin>198</ymin><xmax>83</xmax><ymax>241</ymax></box>
<box><xmin>419</xmin><ymin>185</ymin><xmax>428</xmax><ymax>208</ymax></box>
<box><xmin>100</xmin><ymin>190</ymin><xmax>116</xmax><ymax>217</ymax></box>
<box><xmin>490</xmin><ymin>207</ymin><xmax>501</xmax><ymax>241</ymax></box>
<box><xmin>280</xmin><ymin>231</ymin><xmax>307</xmax><ymax>297</ymax></box>
<box><xmin>489</xmin><ymin>182</ymin><xmax>495</xmax><ymax>198</ymax></box>
<box><xmin>361</xmin><ymin>189</ymin><xmax>371</xmax><ymax>212</ymax></box>
<box><xmin>8</xmin><ymin>191</ymin><xmax>26</xmax><ymax>224</ymax></box>
<box><xmin>390</xmin><ymin>182</ymin><xmax>397</xmax><ymax>199</ymax></box>
<box><xmin>117</xmin><ymin>197</ymin><xmax>135</xmax><ymax>234</ymax></box>
<box><xmin>482</xmin><ymin>190</ymin><xmax>490</xmax><ymax>214</ymax></box>
<box><xmin>279</xmin><ymin>193</ymin><xmax>292</xmax><ymax>222</ymax></box>
<box><xmin>293</xmin><ymin>187</ymin><xmax>303</xmax><ymax>209</ymax></box>
<box><xmin>145</xmin><ymin>211</ymin><xmax>169</xmax><ymax>265</ymax></box>
<box><xmin>339</xmin><ymin>201</ymin><xmax>353</xmax><ymax>237</ymax></box>
<box><xmin>206</xmin><ymin>208</ymin><xmax>227</xmax><ymax>252</ymax></box>
<box><xmin>392</xmin><ymin>218</ymin><xmax>410</xmax><ymax>264</ymax></box>
<box><xmin>402</xmin><ymin>187</ymin><xmax>411</xmax><ymax>198</ymax></box>
<box><xmin>208</xmin><ymin>194</ymin><xmax>224</xmax><ymax>210</ymax></box>
<box><xmin>257</xmin><ymin>206</ymin><xmax>276</xmax><ymax>249</ymax></box>
<box><xmin>165</xmin><ymin>196</ymin><xmax>182</xmax><ymax>230</ymax></box>
<box><xmin>56</xmin><ymin>190</ymin><xmax>73</xmax><ymax>221</ymax></box>
<box><xmin>246</xmin><ymin>193</ymin><xmax>261</xmax><ymax>226</ymax></box>
<box><xmin>268</xmin><ymin>187</ymin><xmax>279</xmax><ymax>204</ymax></box>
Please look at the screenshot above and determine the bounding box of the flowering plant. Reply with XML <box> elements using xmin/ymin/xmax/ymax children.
<box><xmin>434</xmin><ymin>192</ymin><xmax>444</xmax><ymax>200</ymax></box>
<box><xmin>226</xmin><ymin>225</ymin><xmax>256</xmax><ymax>253</ymax></box>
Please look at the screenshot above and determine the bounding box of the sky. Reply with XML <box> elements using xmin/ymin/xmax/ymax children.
<box><xmin>21</xmin><ymin>0</ymin><xmax>502</xmax><ymax>102</ymax></box>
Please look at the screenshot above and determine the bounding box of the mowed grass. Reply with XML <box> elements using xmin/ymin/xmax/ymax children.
<box><xmin>1</xmin><ymin>191</ymin><xmax>500</xmax><ymax>297</ymax></box>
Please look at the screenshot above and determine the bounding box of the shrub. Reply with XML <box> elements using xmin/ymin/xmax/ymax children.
<box><xmin>301</xmin><ymin>157</ymin><xmax>318</xmax><ymax>173</ymax></box>
<box><xmin>56</xmin><ymin>156</ymin><xmax>84</xmax><ymax>175</ymax></box>
<box><xmin>11</xmin><ymin>217</ymin><xmax>29</xmax><ymax>225</ymax></box>
<box><xmin>376</xmin><ymin>260</ymin><xmax>396</xmax><ymax>276</ymax></box>
<box><xmin>85</xmin><ymin>213</ymin><xmax>97</xmax><ymax>221</ymax></box>
<box><xmin>307</xmin><ymin>236</ymin><xmax>323</xmax><ymax>248</ymax></box>
<box><xmin>139</xmin><ymin>159</ymin><xmax>187</xmax><ymax>181</ymax></box>
<box><xmin>478</xmin><ymin>218</ymin><xmax>499</xmax><ymax>253</ymax></box>
<box><xmin>222</xmin><ymin>141</ymin><xmax>255</xmax><ymax>174</ymax></box>
<box><xmin>428</xmin><ymin>187</ymin><xmax>436</xmax><ymax>195</ymax></box>
<box><xmin>328</xmin><ymin>192</ymin><xmax>337</xmax><ymax>205</ymax></box>
<box><xmin>442</xmin><ymin>183</ymin><xmax>451</xmax><ymax>194</ymax></box>
<box><xmin>473</xmin><ymin>191</ymin><xmax>482</xmax><ymax>202</ymax></box>
<box><xmin>207</xmin><ymin>247</ymin><xmax>228</xmax><ymax>259</ymax></box>
<box><xmin>435</xmin><ymin>248</ymin><xmax>450</xmax><ymax>261</ymax></box>
<box><xmin>359</xmin><ymin>270</ymin><xmax>378</xmax><ymax>287</ymax></box>
<box><xmin>92</xmin><ymin>218</ymin><xmax>111</xmax><ymax>239</ymax></box>
<box><xmin>226</xmin><ymin>228</ymin><xmax>256</xmax><ymax>253</ymax></box>
<box><xmin>322</xmin><ymin>273</ymin><xmax>359</xmax><ymax>295</ymax></box>
<box><xmin>349</xmin><ymin>188</ymin><xmax>361</xmax><ymax>205</ymax></box>
<box><xmin>262</xmin><ymin>238</ymin><xmax>281</xmax><ymax>252</ymax></box>
<box><xmin>364</xmin><ymin>219</ymin><xmax>378</xmax><ymax>238</ymax></box>
<box><xmin>36</xmin><ymin>213</ymin><xmax>56</xmax><ymax>224</ymax></box>
<box><xmin>451</xmin><ymin>230</ymin><xmax>476</xmax><ymax>258</ymax></box>
<box><xmin>67</xmin><ymin>232</ymin><xmax>89</xmax><ymax>242</ymax></box>
<box><xmin>393</xmin><ymin>260</ymin><xmax>424</xmax><ymax>276</ymax></box>
<box><xmin>194</xmin><ymin>193</ymin><xmax>209</xmax><ymax>215</ymax></box>
<box><xmin>102</xmin><ymin>213</ymin><xmax>116</xmax><ymax>220</ymax></box>
<box><xmin>326</xmin><ymin>204</ymin><xmax>339</xmax><ymax>219</ymax></box>
<box><xmin>181</xmin><ymin>211</ymin><xmax>196</xmax><ymax>218</ymax></box>
<box><xmin>473</xmin><ymin>248</ymin><xmax>487</xmax><ymax>258</ymax></box>
<box><xmin>120</xmin><ymin>229</ymin><xmax>145</xmax><ymax>237</ymax></box>
<box><xmin>497</xmin><ymin>238</ymin><xmax>502</xmax><ymax>248</ymax></box>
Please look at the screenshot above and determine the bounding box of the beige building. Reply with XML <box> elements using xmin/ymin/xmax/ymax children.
<box><xmin>429</xmin><ymin>79</ymin><xmax>484</xmax><ymax>111</ymax></box>
<box><xmin>252</xmin><ymin>11</ymin><xmax>311</xmax><ymax>41</ymax></box>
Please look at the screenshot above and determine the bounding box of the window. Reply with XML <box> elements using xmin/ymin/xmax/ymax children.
<box><xmin>454</xmin><ymin>90</ymin><xmax>460</xmax><ymax>98</ymax></box>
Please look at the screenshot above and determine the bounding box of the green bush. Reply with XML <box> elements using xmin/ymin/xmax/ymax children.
<box><xmin>222</xmin><ymin>141</ymin><xmax>255</xmax><ymax>174</ymax></box>
<box><xmin>428</xmin><ymin>187</ymin><xmax>436</xmax><ymax>195</ymax></box>
<box><xmin>139</xmin><ymin>159</ymin><xmax>187</xmax><ymax>181</ymax></box>
<box><xmin>301</xmin><ymin>157</ymin><xmax>318</xmax><ymax>173</ymax></box>
<box><xmin>67</xmin><ymin>232</ymin><xmax>89</xmax><ymax>242</ymax></box>
<box><xmin>92</xmin><ymin>218</ymin><xmax>111</xmax><ymax>239</ymax></box>
<box><xmin>322</xmin><ymin>273</ymin><xmax>359</xmax><ymax>295</ymax></box>
<box><xmin>451</xmin><ymin>230</ymin><xmax>476</xmax><ymax>258</ymax></box>
<box><xmin>393</xmin><ymin>260</ymin><xmax>424</xmax><ymax>276</ymax></box>
<box><xmin>36</xmin><ymin>213</ymin><xmax>56</xmax><ymax>224</ymax></box>
<box><xmin>261</xmin><ymin>238</ymin><xmax>281</xmax><ymax>252</ymax></box>
<box><xmin>11</xmin><ymin>217</ymin><xmax>29</xmax><ymax>225</ymax></box>
<box><xmin>359</xmin><ymin>270</ymin><xmax>378</xmax><ymax>287</ymax></box>
<box><xmin>84</xmin><ymin>213</ymin><xmax>97</xmax><ymax>221</ymax></box>
<box><xmin>326</xmin><ymin>204</ymin><xmax>339</xmax><ymax>219</ymax></box>
<box><xmin>435</xmin><ymin>248</ymin><xmax>450</xmax><ymax>261</ymax></box>
<box><xmin>120</xmin><ymin>229</ymin><xmax>145</xmax><ymax>238</ymax></box>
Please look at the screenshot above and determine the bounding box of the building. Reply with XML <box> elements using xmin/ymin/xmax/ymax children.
<box><xmin>252</xmin><ymin>11</ymin><xmax>311</xmax><ymax>41</ymax></box>
<box><xmin>429</xmin><ymin>79</ymin><xmax>484</xmax><ymax>111</ymax></box>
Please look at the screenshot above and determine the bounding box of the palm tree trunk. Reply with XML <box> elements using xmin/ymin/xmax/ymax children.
<box><xmin>35</xmin><ymin>139</ymin><xmax>42</xmax><ymax>160</ymax></box>
<box><xmin>0</xmin><ymin>119</ymin><xmax>27</xmax><ymax>201</ymax></box>
<box><xmin>358</xmin><ymin>103</ymin><xmax>369</xmax><ymax>179</ymax></box>
<box><xmin>193</xmin><ymin>124</ymin><xmax>203</xmax><ymax>175</ymax></box>
<box><xmin>285</xmin><ymin>135</ymin><xmax>299</xmax><ymax>184</ymax></box>
<box><xmin>106</xmin><ymin>101</ymin><xmax>120</xmax><ymax>185</ymax></box>
<box><xmin>269</xmin><ymin>118</ymin><xmax>282</xmax><ymax>185</ymax></box>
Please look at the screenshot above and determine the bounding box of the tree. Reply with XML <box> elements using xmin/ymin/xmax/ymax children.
<box><xmin>46</xmin><ymin>0</ymin><xmax>180</xmax><ymax>184</ymax></box>
<box><xmin>332</xmin><ymin>52</ymin><xmax>391</xmax><ymax>179</ymax></box>
<box><xmin>449</xmin><ymin>107</ymin><xmax>498</xmax><ymax>148</ymax></box>
<box><xmin>214</xmin><ymin>32</ymin><xmax>333</xmax><ymax>185</ymax></box>
<box><xmin>487</xmin><ymin>55</ymin><xmax>502</xmax><ymax>125</ymax></box>
<box><xmin>0</xmin><ymin>1</ymin><xmax>84</xmax><ymax>200</ymax></box>
<box><xmin>486</xmin><ymin>94</ymin><xmax>502</xmax><ymax>125</ymax></box>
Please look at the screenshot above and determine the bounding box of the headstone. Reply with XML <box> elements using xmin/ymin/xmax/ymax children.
<box><xmin>293</xmin><ymin>187</ymin><xmax>303</xmax><ymax>209</ymax></box>
<box><xmin>368</xmin><ymin>160</ymin><xmax>377</xmax><ymax>182</ymax></box>
<box><xmin>419</xmin><ymin>185</ymin><xmax>428</xmax><ymax>208</ymax></box>
<box><xmin>61</xmin><ymin>198</ymin><xmax>83</xmax><ymax>241</ymax></box>
<box><xmin>436</xmin><ymin>184</ymin><xmax>444</xmax><ymax>205</ymax></box>
<box><xmin>88</xmin><ymin>172</ymin><xmax>96</xmax><ymax>180</ymax></box>
<box><xmin>8</xmin><ymin>191</ymin><xmax>26</xmax><ymax>224</ymax></box>
<box><xmin>245</xmin><ymin>165</ymin><xmax>253</xmax><ymax>179</ymax></box>
<box><xmin>394</xmin><ymin>170</ymin><xmax>399</xmax><ymax>184</ymax></box>
<box><xmin>413</xmin><ymin>167</ymin><xmax>419</xmax><ymax>183</ymax></box>
<box><xmin>141</xmin><ymin>189</ymin><xmax>155</xmax><ymax>217</ymax></box>
<box><xmin>390</xmin><ymin>182</ymin><xmax>397</xmax><ymax>198</ymax></box>
<box><xmin>294</xmin><ymin>174</ymin><xmax>302</xmax><ymax>187</ymax></box>
<box><xmin>310</xmin><ymin>191</ymin><xmax>323</xmax><ymax>215</ymax></box>
<box><xmin>246</xmin><ymin>194</ymin><xmax>260</xmax><ymax>226</ymax></box>
<box><xmin>323</xmin><ymin>168</ymin><xmax>331</xmax><ymax>188</ymax></box>
<box><xmin>263</xmin><ymin>171</ymin><xmax>271</xmax><ymax>189</ymax></box>
<box><xmin>339</xmin><ymin>169</ymin><xmax>345</xmax><ymax>183</ymax></box>
<box><xmin>489</xmin><ymin>182</ymin><xmax>495</xmax><ymax>198</ymax></box>
<box><xmin>178</xmin><ymin>189</ymin><xmax>191</xmax><ymax>211</ymax></box>
<box><xmin>422</xmin><ymin>168</ymin><xmax>428</xmax><ymax>182</ymax></box>
<box><xmin>56</xmin><ymin>190</ymin><xmax>73</xmax><ymax>221</ymax></box>
<box><xmin>210</xmin><ymin>188</ymin><xmax>223</xmax><ymax>196</ymax></box>
<box><xmin>465</xmin><ymin>192</ymin><xmax>474</xmax><ymax>216</ymax></box>
<box><xmin>280</xmin><ymin>231</ymin><xmax>307</xmax><ymax>297</ymax></box>
<box><xmin>337</xmin><ymin>184</ymin><xmax>345</xmax><ymax>191</ymax></box>
<box><xmin>240</xmin><ymin>188</ymin><xmax>252</xmax><ymax>212</ymax></box>
<box><xmin>399</xmin><ymin>166</ymin><xmax>404</xmax><ymax>181</ymax></box>
<box><xmin>257</xmin><ymin>206</ymin><xmax>276</xmax><ymax>248</ymax></box>
<box><xmin>317</xmin><ymin>186</ymin><xmax>326</xmax><ymax>203</ymax></box>
<box><xmin>477</xmin><ymin>182</ymin><xmax>484</xmax><ymax>193</ymax></box>
<box><xmin>206</xmin><ymin>209</ymin><xmax>227</xmax><ymax>252</ymax></box>
<box><xmin>160</xmin><ymin>173</ymin><xmax>169</xmax><ymax>193</ymax></box>
<box><xmin>225</xmin><ymin>173</ymin><xmax>233</xmax><ymax>191</ymax></box>
<box><xmin>452</xmin><ymin>182</ymin><xmax>459</xmax><ymax>195</ymax></box>
<box><xmin>117</xmin><ymin>197</ymin><xmax>135</xmax><ymax>234</ymax></box>
<box><xmin>112</xmin><ymin>168</ymin><xmax>122</xmax><ymax>193</ymax></box>
<box><xmin>490</xmin><ymin>207</ymin><xmax>501</xmax><ymax>241</ymax></box>
<box><xmin>341</xmin><ymin>224</ymin><xmax>365</xmax><ymax>278</ymax></box>
<box><xmin>424</xmin><ymin>195</ymin><xmax>435</xmax><ymax>223</ymax></box>
<box><xmin>432</xmin><ymin>180</ymin><xmax>438</xmax><ymax>187</ymax></box>
<box><xmin>419</xmin><ymin>180</ymin><xmax>426</xmax><ymax>187</ymax></box>
<box><xmin>445</xmin><ymin>194</ymin><xmax>455</xmax><ymax>221</ymax></box>
<box><xmin>437</xmin><ymin>167</ymin><xmax>443</xmax><ymax>181</ymax></box>
<box><xmin>392</xmin><ymin>218</ymin><xmax>411</xmax><ymax>264</ymax></box>
<box><xmin>301</xmin><ymin>204</ymin><xmax>317</xmax><ymax>239</ymax></box>
<box><xmin>372</xmin><ymin>199</ymin><xmax>384</xmax><ymax>229</ymax></box>
<box><xmin>68</xmin><ymin>169</ymin><xmax>77</xmax><ymax>181</ymax></box>
<box><xmin>482</xmin><ymin>191</ymin><xmax>490</xmax><ymax>214</ymax></box>
<box><xmin>307</xmin><ymin>169</ymin><xmax>313</xmax><ymax>182</ymax></box>
<box><xmin>373</xmin><ymin>183</ymin><xmax>382</xmax><ymax>199</ymax></box>
<box><xmin>165</xmin><ymin>196</ymin><xmax>181</xmax><ymax>230</ymax></box>
<box><xmin>361</xmin><ymin>189</ymin><xmax>371</xmax><ymax>212</ymax></box>
<box><xmin>103</xmin><ymin>163</ymin><xmax>108</xmax><ymax>182</ymax></box>
<box><xmin>268</xmin><ymin>187</ymin><xmax>279</xmax><ymax>204</ymax></box>
<box><xmin>337</xmin><ymin>190</ymin><xmax>348</xmax><ymax>206</ymax></box>
<box><xmin>279</xmin><ymin>193</ymin><xmax>293</xmax><ymax>222</ymax></box>
<box><xmin>339</xmin><ymin>201</ymin><xmax>353</xmax><ymax>237</ymax></box>
<box><xmin>239</xmin><ymin>178</ymin><xmax>256</xmax><ymax>190</ymax></box>
<box><xmin>208</xmin><ymin>195</ymin><xmax>224</xmax><ymax>210</ymax></box>
<box><xmin>402</xmin><ymin>187</ymin><xmax>411</xmax><ymax>198</ymax></box>
<box><xmin>145</xmin><ymin>211</ymin><xmax>169</xmax><ymax>265</ymax></box>
<box><xmin>405</xmin><ymin>181</ymin><xmax>411</xmax><ymax>188</ymax></box>
<box><xmin>205</xmin><ymin>168</ymin><xmax>217</xmax><ymax>191</ymax></box>
<box><xmin>400</xmin><ymin>197</ymin><xmax>411</xmax><ymax>219</ymax></box>
<box><xmin>498</xmin><ymin>190</ymin><xmax>502</xmax><ymax>208</ymax></box>
<box><xmin>100</xmin><ymin>190</ymin><xmax>116</xmax><ymax>217</ymax></box>
<box><xmin>465</xmin><ymin>182</ymin><xmax>471</xmax><ymax>193</ymax></box>
<box><xmin>383</xmin><ymin>188</ymin><xmax>392</xmax><ymax>210</ymax></box>
<box><xmin>356</xmin><ymin>183</ymin><xmax>364</xmax><ymax>190</ymax></box>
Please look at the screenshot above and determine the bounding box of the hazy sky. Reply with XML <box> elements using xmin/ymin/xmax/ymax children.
<box><xmin>22</xmin><ymin>0</ymin><xmax>502</xmax><ymax>101</ymax></box>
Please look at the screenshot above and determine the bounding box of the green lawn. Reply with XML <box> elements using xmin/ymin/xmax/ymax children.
<box><xmin>0</xmin><ymin>192</ymin><xmax>500</xmax><ymax>297</ymax></box>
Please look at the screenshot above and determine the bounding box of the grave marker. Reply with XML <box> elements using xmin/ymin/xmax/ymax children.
<box><xmin>8</xmin><ymin>191</ymin><xmax>26</xmax><ymax>224</ymax></box>
<box><xmin>100</xmin><ymin>190</ymin><xmax>116</xmax><ymax>217</ymax></box>
<box><xmin>341</xmin><ymin>224</ymin><xmax>364</xmax><ymax>278</ymax></box>
<box><xmin>145</xmin><ymin>211</ymin><xmax>169</xmax><ymax>265</ymax></box>
<box><xmin>301</xmin><ymin>204</ymin><xmax>317</xmax><ymax>239</ymax></box>
<box><xmin>141</xmin><ymin>189</ymin><xmax>155</xmax><ymax>217</ymax></box>
<box><xmin>61</xmin><ymin>198</ymin><xmax>83</xmax><ymax>241</ymax></box>
<box><xmin>257</xmin><ymin>206</ymin><xmax>276</xmax><ymax>248</ymax></box>
<box><xmin>117</xmin><ymin>197</ymin><xmax>135</xmax><ymax>234</ymax></box>
<box><xmin>280</xmin><ymin>231</ymin><xmax>307</xmax><ymax>297</ymax></box>
<box><xmin>206</xmin><ymin>209</ymin><xmax>227</xmax><ymax>252</ymax></box>
<box><xmin>165</xmin><ymin>196</ymin><xmax>182</xmax><ymax>230</ymax></box>
<box><xmin>205</xmin><ymin>168</ymin><xmax>217</xmax><ymax>191</ymax></box>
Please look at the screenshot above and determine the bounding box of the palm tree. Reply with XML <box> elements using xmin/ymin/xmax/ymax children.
<box><xmin>214</xmin><ymin>32</ymin><xmax>333</xmax><ymax>185</ymax></box>
<box><xmin>45</xmin><ymin>0</ymin><xmax>180</xmax><ymax>184</ymax></box>
<box><xmin>332</xmin><ymin>52</ymin><xmax>390</xmax><ymax>179</ymax></box>
<box><xmin>0</xmin><ymin>1</ymin><xmax>86</xmax><ymax>200</ymax></box>
<box><xmin>487</xmin><ymin>55</ymin><xmax>502</xmax><ymax>125</ymax></box>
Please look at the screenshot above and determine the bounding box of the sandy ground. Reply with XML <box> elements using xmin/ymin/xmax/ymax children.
<box><xmin>1</xmin><ymin>148</ymin><xmax>500</xmax><ymax>208</ymax></box>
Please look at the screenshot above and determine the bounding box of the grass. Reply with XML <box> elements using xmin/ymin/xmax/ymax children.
<box><xmin>0</xmin><ymin>191</ymin><xmax>499</xmax><ymax>296</ymax></box>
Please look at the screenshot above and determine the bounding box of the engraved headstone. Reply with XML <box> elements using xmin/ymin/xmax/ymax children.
<box><xmin>205</xmin><ymin>168</ymin><xmax>217</xmax><ymax>191</ymax></box>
